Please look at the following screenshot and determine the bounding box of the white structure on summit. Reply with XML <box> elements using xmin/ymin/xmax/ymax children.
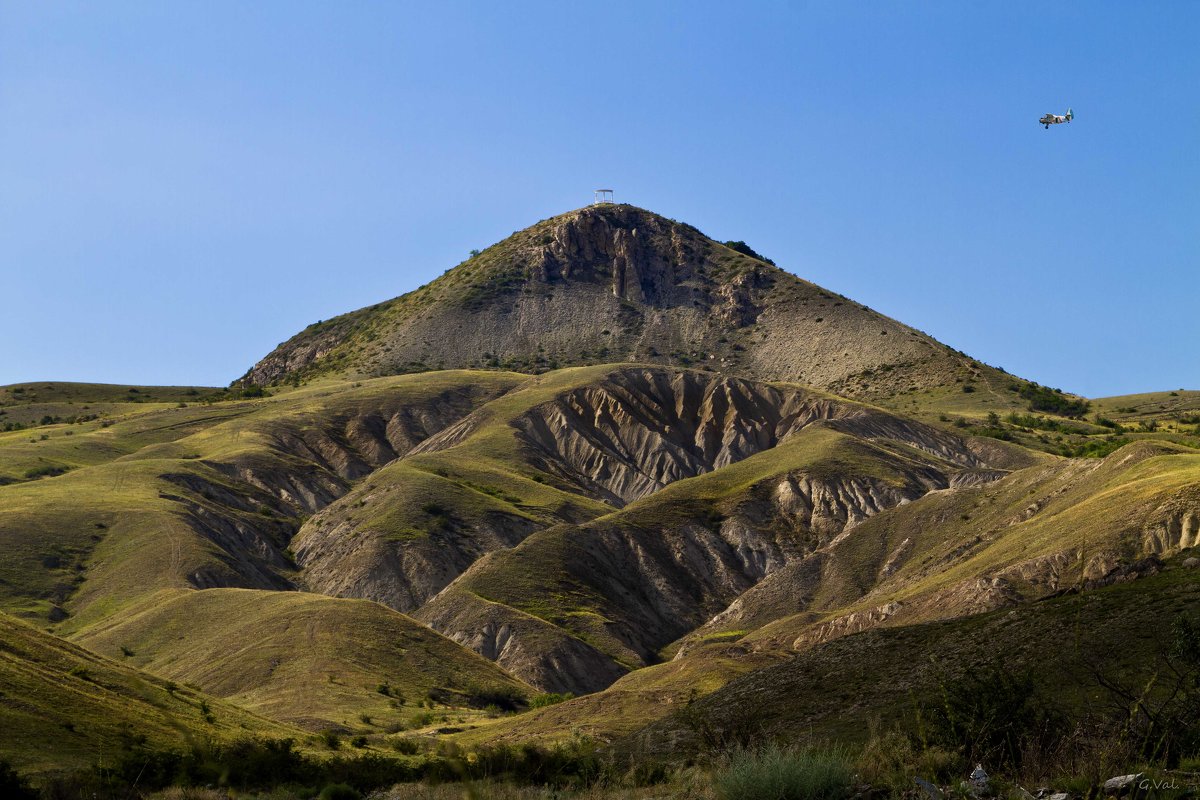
<box><xmin>593</xmin><ymin>188</ymin><xmax>614</xmax><ymax>205</ymax></box>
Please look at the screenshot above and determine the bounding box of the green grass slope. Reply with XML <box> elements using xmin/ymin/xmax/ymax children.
<box><xmin>726</xmin><ymin>440</ymin><xmax>1200</xmax><ymax>653</ymax></box>
<box><xmin>0</xmin><ymin>371</ymin><xmax>523</xmax><ymax>627</ymax></box>
<box><xmin>449</xmin><ymin>644</ymin><xmax>787</xmax><ymax>749</ymax></box>
<box><xmin>0</xmin><ymin>381</ymin><xmax>222</xmax><ymax>429</ymax></box>
<box><xmin>627</xmin><ymin>559</ymin><xmax>1200</xmax><ymax>754</ymax></box>
<box><xmin>0</xmin><ymin>610</ymin><xmax>300</xmax><ymax>777</ymax></box>
<box><xmin>72</xmin><ymin>588</ymin><xmax>533</xmax><ymax>732</ymax></box>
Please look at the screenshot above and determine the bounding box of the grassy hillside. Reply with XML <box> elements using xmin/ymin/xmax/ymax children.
<box><xmin>0</xmin><ymin>381</ymin><xmax>223</xmax><ymax>429</ymax></box>
<box><xmin>629</xmin><ymin>559</ymin><xmax>1200</xmax><ymax>754</ymax></box>
<box><xmin>73</xmin><ymin>588</ymin><xmax>533</xmax><ymax>732</ymax></box>
<box><xmin>1093</xmin><ymin>388</ymin><xmax>1200</xmax><ymax>421</ymax></box>
<box><xmin>0</xmin><ymin>610</ymin><xmax>301</xmax><ymax>776</ymax></box>
<box><xmin>2</xmin><ymin>364</ymin><xmax>1195</xmax><ymax>783</ymax></box>
<box><xmin>449</xmin><ymin>645</ymin><xmax>788</xmax><ymax>749</ymax></box>
<box><xmin>0</xmin><ymin>371</ymin><xmax>523</xmax><ymax>626</ymax></box>
<box><xmin>726</xmin><ymin>440</ymin><xmax>1200</xmax><ymax>653</ymax></box>
<box><xmin>454</xmin><ymin>558</ymin><xmax>1199</xmax><ymax>755</ymax></box>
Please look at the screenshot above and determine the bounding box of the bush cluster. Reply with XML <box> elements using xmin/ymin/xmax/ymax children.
<box><xmin>713</xmin><ymin>745</ymin><xmax>851</xmax><ymax>800</ymax></box>
<box><xmin>1020</xmin><ymin>383</ymin><xmax>1090</xmax><ymax>418</ymax></box>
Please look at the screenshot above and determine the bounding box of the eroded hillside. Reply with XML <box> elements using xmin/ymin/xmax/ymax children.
<box><xmin>289</xmin><ymin>365</ymin><xmax>1034</xmax><ymax>693</ymax></box>
<box><xmin>0</xmin><ymin>361</ymin><xmax>1194</xmax><ymax>774</ymax></box>
<box><xmin>445</xmin><ymin>440</ymin><xmax>1200</xmax><ymax>747</ymax></box>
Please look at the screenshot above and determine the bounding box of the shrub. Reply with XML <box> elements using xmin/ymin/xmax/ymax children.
<box><xmin>856</xmin><ymin>728</ymin><xmax>957</xmax><ymax>791</ymax></box>
<box><xmin>1062</xmin><ymin>437</ymin><xmax>1130</xmax><ymax>458</ymax></box>
<box><xmin>464</xmin><ymin>683</ymin><xmax>527</xmax><ymax>711</ymax></box>
<box><xmin>714</xmin><ymin>745</ymin><xmax>853</xmax><ymax>800</ymax></box>
<box><xmin>918</xmin><ymin>663</ymin><xmax>1061</xmax><ymax>771</ymax></box>
<box><xmin>408</xmin><ymin>711</ymin><xmax>435</xmax><ymax>729</ymax></box>
<box><xmin>529</xmin><ymin>692</ymin><xmax>573</xmax><ymax>709</ymax></box>
<box><xmin>1094</xmin><ymin>613</ymin><xmax>1200</xmax><ymax>765</ymax></box>
<box><xmin>462</xmin><ymin>738</ymin><xmax>602</xmax><ymax>786</ymax></box>
<box><xmin>23</xmin><ymin>464</ymin><xmax>69</xmax><ymax>479</ymax></box>
<box><xmin>0</xmin><ymin>760</ymin><xmax>37</xmax><ymax>800</ymax></box>
<box><xmin>1020</xmin><ymin>384</ymin><xmax>1090</xmax><ymax>418</ymax></box>
<box><xmin>722</xmin><ymin>240</ymin><xmax>776</xmax><ymax>265</ymax></box>
<box><xmin>974</xmin><ymin>425</ymin><xmax>1012</xmax><ymax>441</ymax></box>
<box><xmin>317</xmin><ymin>784</ymin><xmax>361</xmax><ymax>800</ymax></box>
<box><xmin>390</xmin><ymin>736</ymin><xmax>421</xmax><ymax>755</ymax></box>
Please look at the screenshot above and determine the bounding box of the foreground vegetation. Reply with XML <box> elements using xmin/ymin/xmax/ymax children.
<box><xmin>4</xmin><ymin>572</ymin><xmax>1196</xmax><ymax>798</ymax></box>
<box><xmin>5</xmin><ymin>718</ymin><xmax>1198</xmax><ymax>800</ymax></box>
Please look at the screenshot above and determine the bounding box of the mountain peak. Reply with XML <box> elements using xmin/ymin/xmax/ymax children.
<box><xmin>525</xmin><ymin>203</ymin><xmax>769</xmax><ymax>307</ymax></box>
<box><xmin>240</xmin><ymin>205</ymin><xmax>1011</xmax><ymax>407</ymax></box>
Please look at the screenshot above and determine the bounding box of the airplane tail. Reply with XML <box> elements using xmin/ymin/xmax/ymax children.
<box><xmin>1066</xmin><ymin>107</ymin><xmax>1074</xmax><ymax>121</ymax></box>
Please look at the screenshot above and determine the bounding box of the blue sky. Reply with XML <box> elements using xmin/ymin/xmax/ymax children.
<box><xmin>1</xmin><ymin>2</ymin><xmax>1196</xmax><ymax>395</ymax></box>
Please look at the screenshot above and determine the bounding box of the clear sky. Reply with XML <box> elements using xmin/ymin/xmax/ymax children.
<box><xmin>1</xmin><ymin>2</ymin><xmax>1196</xmax><ymax>396</ymax></box>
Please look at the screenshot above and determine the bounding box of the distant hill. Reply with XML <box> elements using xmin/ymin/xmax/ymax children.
<box><xmin>240</xmin><ymin>204</ymin><xmax>1028</xmax><ymax>409</ymax></box>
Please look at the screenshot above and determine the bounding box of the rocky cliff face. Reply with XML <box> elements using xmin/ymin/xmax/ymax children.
<box><xmin>536</xmin><ymin>206</ymin><xmax>703</xmax><ymax>306</ymax></box>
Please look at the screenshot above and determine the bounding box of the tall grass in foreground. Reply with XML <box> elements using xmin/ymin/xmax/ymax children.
<box><xmin>713</xmin><ymin>745</ymin><xmax>852</xmax><ymax>800</ymax></box>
